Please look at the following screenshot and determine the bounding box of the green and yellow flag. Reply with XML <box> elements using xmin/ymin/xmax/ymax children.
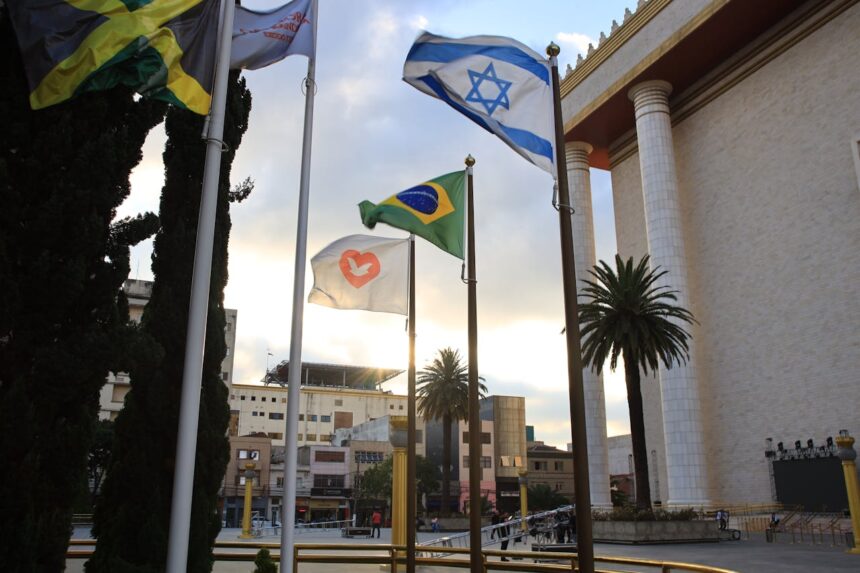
<box><xmin>359</xmin><ymin>171</ymin><xmax>465</xmax><ymax>259</ymax></box>
<box><xmin>7</xmin><ymin>0</ymin><xmax>219</xmax><ymax>115</ymax></box>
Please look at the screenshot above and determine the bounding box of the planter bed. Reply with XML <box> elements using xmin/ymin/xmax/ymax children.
<box><xmin>592</xmin><ymin>520</ymin><xmax>719</xmax><ymax>544</ymax></box>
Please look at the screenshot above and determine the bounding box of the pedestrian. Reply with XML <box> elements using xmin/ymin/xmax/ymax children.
<box><xmin>499</xmin><ymin>512</ymin><xmax>511</xmax><ymax>561</ymax></box>
<box><xmin>431</xmin><ymin>515</ymin><xmax>439</xmax><ymax>533</ymax></box>
<box><xmin>371</xmin><ymin>509</ymin><xmax>382</xmax><ymax>538</ymax></box>
<box><xmin>490</xmin><ymin>510</ymin><xmax>500</xmax><ymax>539</ymax></box>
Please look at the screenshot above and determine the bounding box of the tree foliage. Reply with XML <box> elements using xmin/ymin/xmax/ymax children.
<box><xmin>527</xmin><ymin>484</ymin><xmax>570</xmax><ymax>511</ymax></box>
<box><xmin>359</xmin><ymin>455</ymin><xmax>439</xmax><ymax>505</ymax></box>
<box><xmin>0</xmin><ymin>9</ymin><xmax>165</xmax><ymax>570</ymax></box>
<box><xmin>578</xmin><ymin>255</ymin><xmax>695</xmax><ymax>509</ymax></box>
<box><xmin>417</xmin><ymin>348</ymin><xmax>486</xmax><ymax>515</ymax></box>
<box><xmin>87</xmin><ymin>70</ymin><xmax>252</xmax><ymax>572</ymax></box>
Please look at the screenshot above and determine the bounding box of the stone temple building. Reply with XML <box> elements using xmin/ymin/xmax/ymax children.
<box><xmin>561</xmin><ymin>0</ymin><xmax>859</xmax><ymax>508</ymax></box>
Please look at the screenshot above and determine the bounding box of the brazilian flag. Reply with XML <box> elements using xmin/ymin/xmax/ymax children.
<box><xmin>7</xmin><ymin>0</ymin><xmax>219</xmax><ymax>115</ymax></box>
<box><xmin>359</xmin><ymin>171</ymin><xmax>465</xmax><ymax>259</ymax></box>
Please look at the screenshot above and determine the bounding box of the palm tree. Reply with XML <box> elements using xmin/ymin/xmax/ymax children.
<box><xmin>417</xmin><ymin>347</ymin><xmax>487</xmax><ymax>516</ymax></box>
<box><xmin>578</xmin><ymin>255</ymin><xmax>696</xmax><ymax>510</ymax></box>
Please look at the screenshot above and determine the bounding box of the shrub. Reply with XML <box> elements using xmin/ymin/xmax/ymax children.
<box><xmin>253</xmin><ymin>548</ymin><xmax>277</xmax><ymax>573</ymax></box>
<box><xmin>592</xmin><ymin>507</ymin><xmax>700</xmax><ymax>522</ymax></box>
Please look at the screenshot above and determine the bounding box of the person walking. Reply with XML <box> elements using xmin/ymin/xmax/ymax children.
<box><xmin>371</xmin><ymin>509</ymin><xmax>382</xmax><ymax>538</ymax></box>
<box><xmin>490</xmin><ymin>510</ymin><xmax>500</xmax><ymax>539</ymax></box>
<box><xmin>499</xmin><ymin>512</ymin><xmax>511</xmax><ymax>561</ymax></box>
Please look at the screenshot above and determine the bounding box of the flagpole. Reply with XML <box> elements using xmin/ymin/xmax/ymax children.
<box><xmin>464</xmin><ymin>155</ymin><xmax>483</xmax><ymax>573</ymax></box>
<box><xmin>546</xmin><ymin>42</ymin><xmax>594</xmax><ymax>573</ymax></box>
<box><xmin>165</xmin><ymin>0</ymin><xmax>235</xmax><ymax>571</ymax></box>
<box><xmin>406</xmin><ymin>234</ymin><xmax>417</xmax><ymax>573</ymax></box>
<box><xmin>281</xmin><ymin>1</ymin><xmax>318</xmax><ymax>571</ymax></box>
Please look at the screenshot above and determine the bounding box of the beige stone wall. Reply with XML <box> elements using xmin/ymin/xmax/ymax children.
<box><xmin>609</xmin><ymin>4</ymin><xmax>860</xmax><ymax>504</ymax></box>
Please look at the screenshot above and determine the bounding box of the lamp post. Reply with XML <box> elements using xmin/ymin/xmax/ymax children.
<box><xmin>239</xmin><ymin>462</ymin><xmax>257</xmax><ymax>539</ymax></box>
<box><xmin>835</xmin><ymin>430</ymin><xmax>860</xmax><ymax>554</ymax></box>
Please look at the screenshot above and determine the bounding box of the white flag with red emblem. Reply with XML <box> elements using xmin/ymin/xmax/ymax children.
<box><xmin>308</xmin><ymin>235</ymin><xmax>409</xmax><ymax>315</ymax></box>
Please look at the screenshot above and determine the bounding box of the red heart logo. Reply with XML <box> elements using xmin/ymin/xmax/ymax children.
<box><xmin>339</xmin><ymin>249</ymin><xmax>381</xmax><ymax>288</ymax></box>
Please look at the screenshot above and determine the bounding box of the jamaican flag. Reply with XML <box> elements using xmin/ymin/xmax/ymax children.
<box><xmin>7</xmin><ymin>0</ymin><xmax>219</xmax><ymax>115</ymax></box>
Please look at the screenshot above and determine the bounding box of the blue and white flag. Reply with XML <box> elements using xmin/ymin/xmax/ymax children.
<box><xmin>230</xmin><ymin>0</ymin><xmax>315</xmax><ymax>70</ymax></box>
<box><xmin>404</xmin><ymin>32</ymin><xmax>555</xmax><ymax>175</ymax></box>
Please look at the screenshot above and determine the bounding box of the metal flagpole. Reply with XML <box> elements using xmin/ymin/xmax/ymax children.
<box><xmin>464</xmin><ymin>155</ymin><xmax>483</xmax><ymax>573</ymax></box>
<box><xmin>280</xmin><ymin>1</ymin><xmax>319</xmax><ymax>570</ymax></box>
<box><xmin>546</xmin><ymin>42</ymin><xmax>594</xmax><ymax>573</ymax></box>
<box><xmin>165</xmin><ymin>0</ymin><xmax>235</xmax><ymax>570</ymax></box>
<box><xmin>406</xmin><ymin>234</ymin><xmax>417</xmax><ymax>573</ymax></box>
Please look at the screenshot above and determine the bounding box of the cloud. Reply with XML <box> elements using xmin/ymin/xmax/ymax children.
<box><xmin>556</xmin><ymin>31</ymin><xmax>594</xmax><ymax>55</ymax></box>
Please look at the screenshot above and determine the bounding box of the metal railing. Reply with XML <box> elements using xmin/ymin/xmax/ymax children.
<box><xmin>66</xmin><ymin>540</ymin><xmax>740</xmax><ymax>572</ymax></box>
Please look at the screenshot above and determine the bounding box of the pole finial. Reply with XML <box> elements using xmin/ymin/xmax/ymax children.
<box><xmin>465</xmin><ymin>154</ymin><xmax>475</xmax><ymax>167</ymax></box>
<box><xmin>547</xmin><ymin>42</ymin><xmax>560</xmax><ymax>57</ymax></box>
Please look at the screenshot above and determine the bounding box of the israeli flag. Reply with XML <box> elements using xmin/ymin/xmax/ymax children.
<box><xmin>404</xmin><ymin>32</ymin><xmax>555</xmax><ymax>175</ymax></box>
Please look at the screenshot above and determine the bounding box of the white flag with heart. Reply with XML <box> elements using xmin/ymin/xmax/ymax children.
<box><xmin>308</xmin><ymin>234</ymin><xmax>409</xmax><ymax>315</ymax></box>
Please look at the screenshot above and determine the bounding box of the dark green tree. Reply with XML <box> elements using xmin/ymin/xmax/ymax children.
<box><xmin>0</xmin><ymin>9</ymin><xmax>165</xmax><ymax>571</ymax></box>
<box><xmin>87</xmin><ymin>420</ymin><xmax>116</xmax><ymax>508</ymax></box>
<box><xmin>359</xmin><ymin>455</ymin><xmax>439</xmax><ymax>508</ymax></box>
<box><xmin>527</xmin><ymin>484</ymin><xmax>570</xmax><ymax>511</ymax></box>
<box><xmin>417</xmin><ymin>348</ymin><xmax>486</xmax><ymax>516</ymax></box>
<box><xmin>578</xmin><ymin>255</ymin><xmax>695</xmax><ymax>509</ymax></box>
<box><xmin>253</xmin><ymin>548</ymin><xmax>277</xmax><ymax>573</ymax></box>
<box><xmin>87</xmin><ymin>71</ymin><xmax>252</xmax><ymax>573</ymax></box>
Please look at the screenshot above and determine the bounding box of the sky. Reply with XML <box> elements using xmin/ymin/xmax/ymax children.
<box><xmin>119</xmin><ymin>0</ymin><xmax>639</xmax><ymax>449</ymax></box>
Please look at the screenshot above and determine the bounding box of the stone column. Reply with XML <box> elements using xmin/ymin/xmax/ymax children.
<box><xmin>628</xmin><ymin>80</ymin><xmax>709</xmax><ymax>506</ymax></box>
<box><xmin>565</xmin><ymin>141</ymin><xmax>612</xmax><ymax>510</ymax></box>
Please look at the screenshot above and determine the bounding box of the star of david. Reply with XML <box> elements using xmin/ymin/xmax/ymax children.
<box><xmin>465</xmin><ymin>63</ymin><xmax>512</xmax><ymax>116</ymax></box>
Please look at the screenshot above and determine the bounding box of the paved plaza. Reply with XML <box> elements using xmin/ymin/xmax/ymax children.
<box><xmin>65</xmin><ymin>526</ymin><xmax>859</xmax><ymax>572</ymax></box>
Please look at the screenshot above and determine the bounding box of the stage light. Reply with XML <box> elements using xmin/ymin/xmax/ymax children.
<box><xmin>807</xmin><ymin>439</ymin><xmax>814</xmax><ymax>449</ymax></box>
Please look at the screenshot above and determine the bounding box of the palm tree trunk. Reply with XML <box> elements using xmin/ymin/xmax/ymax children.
<box><xmin>624</xmin><ymin>352</ymin><xmax>652</xmax><ymax>510</ymax></box>
<box><xmin>441</xmin><ymin>414</ymin><xmax>452</xmax><ymax>516</ymax></box>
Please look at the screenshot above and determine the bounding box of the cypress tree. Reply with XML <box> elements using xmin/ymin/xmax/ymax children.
<box><xmin>88</xmin><ymin>70</ymin><xmax>252</xmax><ymax>572</ymax></box>
<box><xmin>0</xmin><ymin>9</ymin><xmax>165</xmax><ymax>572</ymax></box>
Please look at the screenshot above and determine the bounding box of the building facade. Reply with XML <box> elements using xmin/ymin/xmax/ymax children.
<box><xmin>480</xmin><ymin>395</ymin><xmax>527</xmax><ymax>513</ymax></box>
<box><xmin>561</xmin><ymin>0</ymin><xmax>860</xmax><ymax>506</ymax></box>
<box><xmin>526</xmin><ymin>441</ymin><xmax>576</xmax><ymax>503</ymax></box>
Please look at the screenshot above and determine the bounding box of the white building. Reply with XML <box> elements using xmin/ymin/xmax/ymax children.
<box><xmin>229</xmin><ymin>362</ymin><xmax>404</xmax><ymax>446</ymax></box>
<box><xmin>562</xmin><ymin>0</ymin><xmax>859</xmax><ymax>507</ymax></box>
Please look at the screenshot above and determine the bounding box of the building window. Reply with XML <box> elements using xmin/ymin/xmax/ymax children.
<box><xmin>298</xmin><ymin>414</ymin><xmax>304</xmax><ymax>421</ymax></box>
<box><xmin>555</xmin><ymin>483</ymin><xmax>563</xmax><ymax>491</ymax></box>
<box><xmin>276</xmin><ymin>477</ymin><xmax>284</xmax><ymax>487</ymax></box>
<box><xmin>236</xmin><ymin>471</ymin><xmax>260</xmax><ymax>486</ymax></box>
<box><xmin>334</xmin><ymin>399</ymin><xmax>343</xmax><ymax>406</ymax></box>
<box><xmin>464</xmin><ymin>456</ymin><xmax>492</xmax><ymax>468</ymax></box>
<box><xmin>281</xmin><ymin>398</ymin><xmax>287</xmax><ymax>403</ymax></box>
<box><xmin>398</xmin><ymin>405</ymin><xmax>404</xmax><ymax>410</ymax></box>
<box><xmin>271</xmin><ymin>397</ymin><xmax>276</xmax><ymax>403</ymax></box>
<box><xmin>251</xmin><ymin>411</ymin><xmax>259</xmax><ymax>417</ymax></box>
<box><xmin>321</xmin><ymin>415</ymin><xmax>331</xmax><ymax>423</ymax></box>
<box><xmin>315</xmin><ymin>450</ymin><xmax>345</xmax><ymax>463</ymax></box>
<box><xmin>238</xmin><ymin>449</ymin><xmax>260</xmax><ymax>460</ymax></box>
<box><xmin>319</xmin><ymin>434</ymin><xmax>332</xmax><ymax>443</ymax></box>
<box><xmin>251</xmin><ymin>396</ymin><xmax>256</xmax><ymax>401</ymax></box>
<box><xmin>554</xmin><ymin>461</ymin><xmax>564</xmax><ymax>471</ymax></box>
<box><xmin>463</xmin><ymin>432</ymin><xmax>492</xmax><ymax>444</ymax></box>
<box><xmin>240</xmin><ymin>395</ymin><xmax>246</xmax><ymax>401</ymax></box>
<box><xmin>355</xmin><ymin>451</ymin><xmax>384</xmax><ymax>463</ymax></box>
<box><xmin>308</xmin><ymin>414</ymin><xmax>318</xmax><ymax>422</ymax></box>
<box><xmin>297</xmin><ymin>434</ymin><xmax>303</xmax><ymax>441</ymax></box>
<box><xmin>306</xmin><ymin>434</ymin><xmax>317</xmax><ymax>442</ymax></box>
<box><xmin>268</xmin><ymin>432</ymin><xmax>283</xmax><ymax>440</ymax></box>
<box><xmin>389</xmin><ymin>405</ymin><xmax>394</xmax><ymax>410</ymax></box>
<box><xmin>313</xmin><ymin>474</ymin><xmax>345</xmax><ymax>488</ymax></box>
<box><xmin>222</xmin><ymin>372</ymin><xmax>229</xmax><ymax>381</ymax></box>
<box><xmin>415</xmin><ymin>430</ymin><xmax>423</xmax><ymax>443</ymax></box>
<box><xmin>534</xmin><ymin>461</ymin><xmax>548</xmax><ymax>471</ymax></box>
<box><xmin>514</xmin><ymin>456</ymin><xmax>522</xmax><ymax>467</ymax></box>
<box><xmin>269</xmin><ymin>412</ymin><xmax>284</xmax><ymax>420</ymax></box>
<box><xmin>500</xmin><ymin>456</ymin><xmax>511</xmax><ymax>467</ymax></box>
